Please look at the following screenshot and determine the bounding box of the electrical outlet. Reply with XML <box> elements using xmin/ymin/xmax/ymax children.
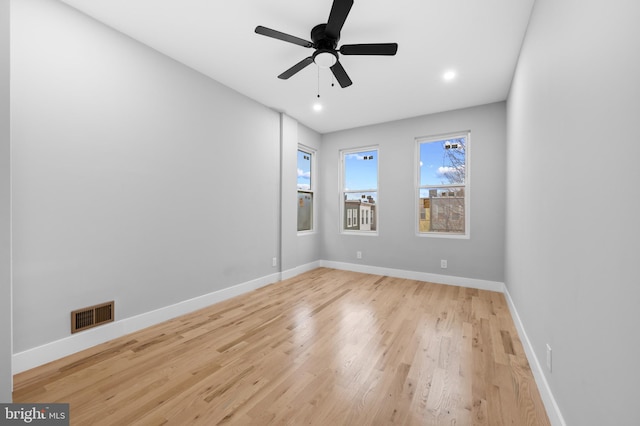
<box><xmin>440</xmin><ymin>259</ymin><xmax>448</xmax><ymax>269</ymax></box>
<box><xmin>356</xmin><ymin>251</ymin><xmax>362</xmax><ymax>259</ymax></box>
<box><xmin>546</xmin><ymin>344</ymin><xmax>552</xmax><ymax>372</ymax></box>
<box><xmin>272</xmin><ymin>257</ymin><xmax>277</xmax><ymax>267</ymax></box>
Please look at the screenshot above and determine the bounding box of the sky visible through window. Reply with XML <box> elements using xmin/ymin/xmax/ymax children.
<box><xmin>297</xmin><ymin>149</ymin><xmax>311</xmax><ymax>190</ymax></box>
<box><xmin>420</xmin><ymin>137</ymin><xmax>466</xmax><ymax>186</ymax></box>
<box><xmin>339</xmin><ymin>138</ymin><xmax>465</xmax><ymax>194</ymax></box>
<box><xmin>298</xmin><ymin>140</ymin><xmax>465</xmax><ymax>201</ymax></box>
<box><xmin>344</xmin><ymin>150</ymin><xmax>377</xmax><ymax>190</ymax></box>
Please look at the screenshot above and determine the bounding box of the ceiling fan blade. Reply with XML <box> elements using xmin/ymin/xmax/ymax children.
<box><xmin>325</xmin><ymin>0</ymin><xmax>354</xmax><ymax>39</ymax></box>
<box><xmin>330</xmin><ymin>60</ymin><xmax>353</xmax><ymax>88</ymax></box>
<box><xmin>255</xmin><ymin>26</ymin><xmax>313</xmax><ymax>48</ymax></box>
<box><xmin>340</xmin><ymin>43</ymin><xmax>398</xmax><ymax>56</ymax></box>
<box><xmin>278</xmin><ymin>57</ymin><xmax>314</xmax><ymax>80</ymax></box>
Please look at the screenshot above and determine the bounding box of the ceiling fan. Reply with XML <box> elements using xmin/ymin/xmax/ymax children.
<box><xmin>255</xmin><ymin>0</ymin><xmax>398</xmax><ymax>88</ymax></box>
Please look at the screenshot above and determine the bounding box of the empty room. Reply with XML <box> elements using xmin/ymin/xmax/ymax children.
<box><xmin>1</xmin><ymin>0</ymin><xmax>639</xmax><ymax>425</ymax></box>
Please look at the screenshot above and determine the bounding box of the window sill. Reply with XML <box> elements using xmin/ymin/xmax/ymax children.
<box><xmin>341</xmin><ymin>230</ymin><xmax>379</xmax><ymax>237</ymax></box>
<box><xmin>416</xmin><ymin>232</ymin><xmax>470</xmax><ymax>240</ymax></box>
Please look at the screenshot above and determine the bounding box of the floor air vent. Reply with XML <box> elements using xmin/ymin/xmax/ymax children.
<box><xmin>71</xmin><ymin>301</ymin><xmax>114</xmax><ymax>333</ymax></box>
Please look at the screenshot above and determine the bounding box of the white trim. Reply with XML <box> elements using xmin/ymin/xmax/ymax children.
<box><xmin>322</xmin><ymin>260</ymin><xmax>562</xmax><ymax>424</ymax></box>
<box><xmin>12</xmin><ymin>262</ymin><xmax>500</xmax><ymax>373</ymax></box>
<box><xmin>319</xmin><ymin>260</ymin><xmax>503</xmax><ymax>292</ymax></box>
<box><xmin>339</xmin><ymin>146</ymin><xmax>379</xmax><ymax>236</ymax></box>
<box><xmin>340</xmin><ymin>230</ymin><xmax>378</xmax><ymax>237</ymax></box>
<box><xmin>280</xmin><ymin>260</ymin><xmax>321</xmax><ymax>280</ymax></box>
<box><xmin>12</xmin><ymin>272</ymin><xmax>281</xmax><ymax>374</ymax></box>
<box><xmin>503</xmin><ymin>286</ymin><xmax>567</xmax><ymax>426</ymax></box>
<box><xmin>11</xmin><ymin>260</ymin><xmax>566</xmax><ymax>426</ymax></box>
<box><xmin>416</xmin><ymin>232</ymin><xmax>470</xmax><ymax>240</ymax></box>
<box><xmin>297</xmin><ymin>144</ymin><xmax>316</xmax><ymax>234</ymax></box>
<box><xmin>415</xmin><ymin>131</ymin><xmax>470</xmax><ymax>239</ymax></box>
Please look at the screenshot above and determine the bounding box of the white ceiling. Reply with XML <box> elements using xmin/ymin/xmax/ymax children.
<box><xmin>58</xmin><ymin>0</ymin><xmax>535</xmax><ymax>134</ymax></box>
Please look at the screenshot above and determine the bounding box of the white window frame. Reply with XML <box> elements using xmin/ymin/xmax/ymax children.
<box><xmin>415</xmin><ymin>131</ymin><xmax>470</xmax><ymax>239</ymax></box>
<box><xmin>297</xmin><ymin>145</ymin><xmax>316</xmax><ymax>235</ymax></box>
<box><xmin>339</xmin><ymin>146</ymin><xmax>379</xmax><ymax>236</ymax></box>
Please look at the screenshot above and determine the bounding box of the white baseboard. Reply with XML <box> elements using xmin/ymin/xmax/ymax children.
<box><xmin>503</xmin><ymin>286</ymin><xmax>566</xmax><ymax>426</ymax></box>
<box><xmin>319</xmin><ymin>260</ymin><xmax>504</xmax><ymax>292</ymax></box>
<box><xmin>322</xmin><ymin>260</ymin><xmax>564</xmax><ymax>424</ymax></box>
<box><xmin>12</xmin><ymin>259</ymin><xmax>563</xmax><ymax>426</ymax></box>
<box><xmin>12</xmin><ymin>272</ymin><xmax>282</xmax><ymax>375</ymax></box>
<box><xmin>281</xmin><ymin>260</ymin><xmax>321</xmax><ymax>280</ymax></box>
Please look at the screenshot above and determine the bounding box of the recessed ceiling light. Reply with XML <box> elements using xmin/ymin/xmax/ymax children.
<box><xmin>313</xmin><ymin>103</ymin><xmax>323</xmax><ymax>112</ymax></box>
<box><xmin>443</xmin><ymin>70</ymin><xmax>456</xmax><ymax>81</ymax></box>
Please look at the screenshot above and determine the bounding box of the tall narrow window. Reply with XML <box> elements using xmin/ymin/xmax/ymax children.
<box><xmin>297</xmin><ymin>147</ymin><xmax>314</xmax><ymax>232</ymax></box>
<box><xmin>417</xmin><ymin>133</ymin><xmax>469</xmax><ymax>237</ymax></box>
<box><xmin>341</xmin><ymin>147</ymin><xmax>378</xmax><ymax>234</ymax></box>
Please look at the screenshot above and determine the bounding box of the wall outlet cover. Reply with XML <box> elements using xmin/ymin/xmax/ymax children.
<box><xmin>546</xmin><ymin>343</ymin><xmax>552</xmax><ymax>372</ymax></box>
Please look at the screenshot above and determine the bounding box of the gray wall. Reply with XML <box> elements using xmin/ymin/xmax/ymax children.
<box><xmin>12</xmin><ymin>3</ymin><xmax>640</xmax><ymax>425</ymax></box>
<box><xmin>320</xmin><ymin>102</ymin><xmax>506</xmax><ymax>282</ymax></box>
<box><xmin>11</xmin><ymin>0</ymin><xmax>281</xmax><ymax>352</ymax></box>
<box><xmin>0</xmin><ymin>0</ymin><xmax>11</xmax><ymax>402</ymax></box>
<box><xmin>280</xmin><ymin>115</ymin><xmax>321</xmax><ymax>273</ymax></box>
<box><xmin>505</xmin><ymin>0</ymin><xmax>640</xmax><ymax>424</ymax></box>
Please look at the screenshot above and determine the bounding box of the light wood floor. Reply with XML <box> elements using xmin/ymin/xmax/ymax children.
<box><xmin>14</xmin><ymin>268</ymin><xmax>550</xmax><ymax>425</ymax></box>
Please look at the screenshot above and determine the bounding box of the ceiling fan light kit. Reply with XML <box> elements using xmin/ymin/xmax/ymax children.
<box><xmin>313</xmin><ymin>50</ymin><xmax>337</xmax><ymax>68</ymax></box>
<box><xmin>255</xmin><ymin>0</ymin><xmax>398</xmax><ymax>88</ymax></box>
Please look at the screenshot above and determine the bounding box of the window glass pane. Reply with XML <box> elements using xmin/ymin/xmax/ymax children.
<box><xmin>419</xmin><ymin>138</ymin><xmax>466</xmax><ymax>186</ymax></box>
<box><xmin>343</xmin><ymin>192</ymin><xmax>377</xmax><ymax>231</ymax></box>
<box><xmin>342</xmin><ymin>148</ymin><xmax>378</xmax><ymax>233</ymax></box>
<box><xmin>344</xmin><ymin>150</ymin><xmax>377</xmax><ymax>191</ymax></box>
<box><xmin>297</xmin><ymin>148</ymin><xmax>313</xmax><ymax>232</ymax></box>
<box><xmin>418</xmin><ymin>135</ymin><xmax>468</xmax><ymax>236</ymax></box>
<box><xmin>297</xmin><ymin>191</ymin><xmax>313</xmax><ymax>232</ymax></box>
<box><xmin>418</xmin><ymin>187</ymin><xmax>465</xmax><ymax>234</ymax></box>
<box><xmin>297</xmin><ymin>150</ymin><xmax>311</xmax><ymax>191</ymax></box>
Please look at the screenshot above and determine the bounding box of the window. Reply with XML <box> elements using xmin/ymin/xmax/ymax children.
<box><xmin>417</xmin><ymin>133</ymin><xmax>469</xmax><ymax>237</ymax></box>
<box><xmin>341</xmin><ymin>147</ymin><xmax>378</xmax><ymax>234</ymax></box>
<box><xmin>297</xmin><ymin>147</ymin><xmax>315</xmax><ymax>232</ymax></box>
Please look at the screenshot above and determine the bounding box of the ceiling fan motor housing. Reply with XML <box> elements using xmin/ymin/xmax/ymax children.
<box><xmin>311</xmin><ymin>24</ymin><xmax>339</xmax><ymax>68</ymax></box>
<box><xmin>311</xmin><ymin>24</ymin><xmax>339</xmax><ymax>50</ymax></box>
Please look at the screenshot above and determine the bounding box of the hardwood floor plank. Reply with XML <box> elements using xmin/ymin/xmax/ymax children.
<box><xmin>13</xmin><ymin>268</ymin><xmax>550</xmax><ymax>425</ymax></box>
